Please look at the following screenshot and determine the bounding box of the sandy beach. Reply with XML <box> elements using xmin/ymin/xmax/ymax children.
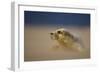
<box><xmin>24</xmin><ymin>26</ymin><xmax>90</xmax><ymax>61</ymax></box>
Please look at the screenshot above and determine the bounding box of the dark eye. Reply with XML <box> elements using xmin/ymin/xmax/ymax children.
<box><xmin>50</xmin><ymin>33</ymin><xmax>54</xmax><ymax>35</ymax></box>
<box><xmin>57</xmin><ymin>31</ymin><xmax>61</xmax><ymax>34</ymax></box>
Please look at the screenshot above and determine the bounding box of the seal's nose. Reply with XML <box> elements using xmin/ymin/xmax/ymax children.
<box><xmin>50</xmin><ymin>32</ymin><xmax>54</xmax><ymax>35</ymax></box>
<box><xmin>50</xmin><ymin>32</ymin><xmax>55</xmax><ymax>40</ymax></box>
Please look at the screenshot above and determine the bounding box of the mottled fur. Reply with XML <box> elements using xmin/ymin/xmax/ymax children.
<box><xmin>50</xmin><ymin>28</ymin><xmax>83</xmax><ymax>51</ymax></box>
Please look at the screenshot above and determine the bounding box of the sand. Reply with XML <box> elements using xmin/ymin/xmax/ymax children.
<box><xmin>24</xmin><ymin>26</ymin><xmax>90</xmax><ymax>61</ymax></box>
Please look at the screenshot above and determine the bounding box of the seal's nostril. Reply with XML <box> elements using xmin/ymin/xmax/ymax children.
<box><xmin>50</xmin><ymin>33</ymin><xmax>53</xmax><ymax>35</ymax></box>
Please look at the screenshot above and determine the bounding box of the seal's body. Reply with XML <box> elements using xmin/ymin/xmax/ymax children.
<box><xmin>50</xmin><ymin>28</ymin><xmax>83</xmax><ymax>51</ymax></box>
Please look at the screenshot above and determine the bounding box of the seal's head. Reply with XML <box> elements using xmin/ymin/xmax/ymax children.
<box><xmin>50</xmin><ymin>28</ymin><xmax>84</xmax><ymax>51</ymax></box>
<box><xmin>50</xmin><ymin>28</ymin><xmax>74</xmax><ymax>41</ymax></box>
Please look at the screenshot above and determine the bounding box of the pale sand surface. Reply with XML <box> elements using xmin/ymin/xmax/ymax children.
<box><xmin>24</xmin><ymin>26</ymin><xmax>90</xmax><ymax>61</ymax></box>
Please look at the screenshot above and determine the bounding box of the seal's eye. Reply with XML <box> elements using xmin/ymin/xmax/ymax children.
<box><xmin>50</xmin><ymin>32</ymin><xmax>54</xmax><ymax>35</ymax></box>
<box><xmin>57</xmin><ymin>31</ymin><xmax>62</xmax><ymax>34</ymax></box>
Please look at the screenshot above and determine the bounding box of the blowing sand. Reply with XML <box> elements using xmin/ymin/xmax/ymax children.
<box><xmin>24</xmin><ymin>26</ymin><xmax>90</xmax><ymax>61</ymax></box>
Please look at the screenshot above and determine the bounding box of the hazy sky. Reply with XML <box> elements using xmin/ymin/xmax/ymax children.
<box><xmin>24</xmin><ymin>11</ymin><xmax>90</xmax><ymax>27</ymax></box>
